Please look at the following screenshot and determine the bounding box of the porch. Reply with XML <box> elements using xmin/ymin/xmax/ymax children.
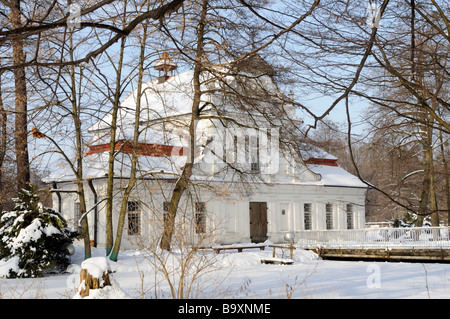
<box><xmin>296</xmin><ymin>226</ymin><xmax>450</xmax><ymax>249</ymax></box>
<box><xmin>296</xmin><ymin>227</ymin><xmax>450</xmax><ymax>262</ymax></box>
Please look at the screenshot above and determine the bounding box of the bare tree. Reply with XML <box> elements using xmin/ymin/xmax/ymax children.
<box><xmin>279</xmin><ymin>0</ymin><xmax>449</xmax><ymax>223</ymax></box>
<box><xmin>109</xmin><ymin>4</ymin><xmax>152</xmax><ymax>261</ymax></box>
<box><xmin>2</xmin><ymin>0</ymin><xmax>31</xmax><ymax>191</ymax></box>
<box><xmin>0</xmin><ymin>0</ymin><xmax>187</xmax><ymax>72</ymax></box>
<box><xmin>0</xmin><ymin>68</ymin><xmax>8</xmax><ymax>211</ymax></box>
<box><xmin>157</xmin><ymin>0</ymin><xmax>320</xmax><ymax>251</ymax></box>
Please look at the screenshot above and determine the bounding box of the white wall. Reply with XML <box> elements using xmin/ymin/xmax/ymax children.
<box><xmin>53</xmin><ymin>178</ymin><xmax>366</xmax><ymax>250</ymax></box>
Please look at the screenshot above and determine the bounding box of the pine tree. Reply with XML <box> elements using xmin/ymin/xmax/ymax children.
<box><xmin>0</xmin><ymin>186</ymin><xmax>78</xmax><ymax>278</ymax></box>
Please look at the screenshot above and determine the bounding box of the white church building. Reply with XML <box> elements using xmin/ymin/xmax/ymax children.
<box><xmin>45</xmin><ymin>54</ymin><xmax>368</xmax><ymax>250</ymax></box>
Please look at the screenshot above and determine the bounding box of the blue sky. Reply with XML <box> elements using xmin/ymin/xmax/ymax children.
<box><xmin>297</xmin><ymin>94</ymin><xmax>370</xmax><ymax>137</ymax></box>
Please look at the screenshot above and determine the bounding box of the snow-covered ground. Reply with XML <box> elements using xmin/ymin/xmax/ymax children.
<box><xmin>1</xmin><ymin>243</ymin><xmax>450</xmax><ymax>299</ymax></box>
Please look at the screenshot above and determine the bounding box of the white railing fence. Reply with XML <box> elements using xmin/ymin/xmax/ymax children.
<box><xmin>296</xmin><ymin>227</ymin><xmax>450</xmax><ymax>249</ymax></box>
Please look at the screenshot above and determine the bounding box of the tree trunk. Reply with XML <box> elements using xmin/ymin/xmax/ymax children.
<box><xmin>69</xmin><ymin>31</ymin><xmax>91</xmax><ymax>259</ymax></box>
<box><xmin>416</xmin><ymin>124</ymin><xmax>433</xmax><ymax>226</ymax></box>
<box><xmin>109</xmin><ymin>17</ymin><xmax>147</xmax><ymax>261</ymax></box>
<box><xmin>0</xmin><ymin>70</ymin><xmax>6</xmax><ymax>212</ymax></box>
<box><xmin>105</xmin><ymin>68</ymin><xmax>124</xmax><ymax>257</ymax></box>
<box><xmin>9</xmin><ymin>0</ymin><xmax>30</xmax><ymax>191</ymax></box>
<box><xmin>77</xmin><ymin>184</ymin><xmax>91</xmax><ymax>259</ymax></box>
<box><xmin>159</xmin><ymin>0</ymin><xmax>207</xmax><ymax>251</ymax></box>
<box><xmin>429</xmin><ymin>159</ymin><xmax>439</xmax><ymax>226</ymax></box>
<box><xmin>439</xmin><ymin>128</ymin><xmax>450</xmax><ymax>225</ymax></box>
<box><xmin>159</xmin><ymin>164</ymin><xmax>194</xmax><ymax>251</ymax></box>
<box><xmin>105</xmin><ymin>22</ymin><xmax>128</xmax><ymax>258</ymax></box>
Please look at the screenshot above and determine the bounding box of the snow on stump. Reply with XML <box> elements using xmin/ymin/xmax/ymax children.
<box><xmin>77</xmin><ymin>257</ymin><xmax>112</xmax><ymax>298</ymax></box>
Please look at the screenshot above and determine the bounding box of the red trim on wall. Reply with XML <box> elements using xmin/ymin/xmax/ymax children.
<box><xmin>304</xmin><ymin>158</ymin><xmax>338</xmax><ymax>166</ymax></box>
<box><xmin>86</xmin><ymin>141</ymin><xmax>185</xmax><ymax>157</ymax></box>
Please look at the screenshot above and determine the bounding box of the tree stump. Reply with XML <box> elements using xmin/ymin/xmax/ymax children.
<box><xmin>77</xmin><ymin>257</ymin><xmax>112</xmax><ymax>298</ymax></box>
<box><xmin>78</xmin><ymin>269</ymin><xmax>111</xmax><ymax>298</ymax></box>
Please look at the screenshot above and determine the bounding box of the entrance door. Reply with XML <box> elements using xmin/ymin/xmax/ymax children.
<box><xmin>249</xmin><ymin>202</ymin><xmax>268</xmax><ymax>243</ymax></box>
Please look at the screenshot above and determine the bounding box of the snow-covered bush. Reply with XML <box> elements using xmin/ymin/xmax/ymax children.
<box><xmin>0</xmin><ymin>187</ymin><xmax>78</xmax><ymax>278</ymax></box>
<box><xmin>393</xmin><ymin>211</ymin><xmax>416</xmax><ymax>228</ymax></box>
<box><xmin>393</xmin><ymin>211</ymin><xmax>432</xmax><ymax>228</ymax></box>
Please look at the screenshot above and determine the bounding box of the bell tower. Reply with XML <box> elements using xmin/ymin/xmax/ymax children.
<box><xmin>153</xmin><ymin>52</ymin><xmax>177</xmax><ymax>83</ymax></box>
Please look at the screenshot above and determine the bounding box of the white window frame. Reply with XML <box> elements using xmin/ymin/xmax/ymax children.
<box><xmin>326</xmin><ymin>203</ymin><xmax>333</xmax><ymax>230</ymax></box>
<box><xmin>127</xmin><ymin>200</ymin><xmax>141</xmax><ymax>236</ymax></box>
<box><xmin>74</xmin><ymin>202</ymin><xmax>81</xmax><ymax>232</ymax></box>
<box><xmin>195</xmin><ymin>202</ymin><xmax>206</xmax><ymax>234</ymax></box>
<box><xmin>304</xmin><ymin>203</ymin><xmax>312</xmax><ymax>230</ymax></box>
<box><xmin>346</xmin><ymin>203</ymin><xmax>354</xmax><ymax>230</ymax></box>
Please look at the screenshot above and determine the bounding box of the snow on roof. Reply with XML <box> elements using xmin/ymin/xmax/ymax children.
<box><xmin>88</xmin><ymin>67</ymin><xmax>287</xmax><ymax>134</ymax></box>
<box><xmin>307</xmin><ymin>164</ymin><xmax>367</xmax><ymax>188</ymax></box>
<box><xmin>299</xmin><ymin>143</ymin><xmax>337</xmax><ymax>161</ymax></box>
<box><xmin>43</xmin><ymin>152</ymin><xmax>186</xmax><ymax>183</ymax></box>
<box><xmin>88</xmin><ymin>124</ymin><xmax>186</xmax><ymax>148</ymax></box>
<box><xmin>153</xmin><ymin>52</ymin><xmax>178</xmax><ymax>69</ymax></box>
<box><xmin>44</xmin><ymin>149</ymin><xmax>367</xmax><ymax>190</ymax></box>
<box><xmin>298</xmin><ymin>144</ymin><xmax>367</xmax><ymax>188</ymax></box>
<box><xmin>89</xmin><ymin>70</ymin><xmax>202</xmax><ymax>133</ymax></box>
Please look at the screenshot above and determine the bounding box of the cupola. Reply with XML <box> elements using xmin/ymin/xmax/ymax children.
<box><xmin>153</xmin><ymin>52</ymin><xmax>177</xmax><ymax>83</ymax></box>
